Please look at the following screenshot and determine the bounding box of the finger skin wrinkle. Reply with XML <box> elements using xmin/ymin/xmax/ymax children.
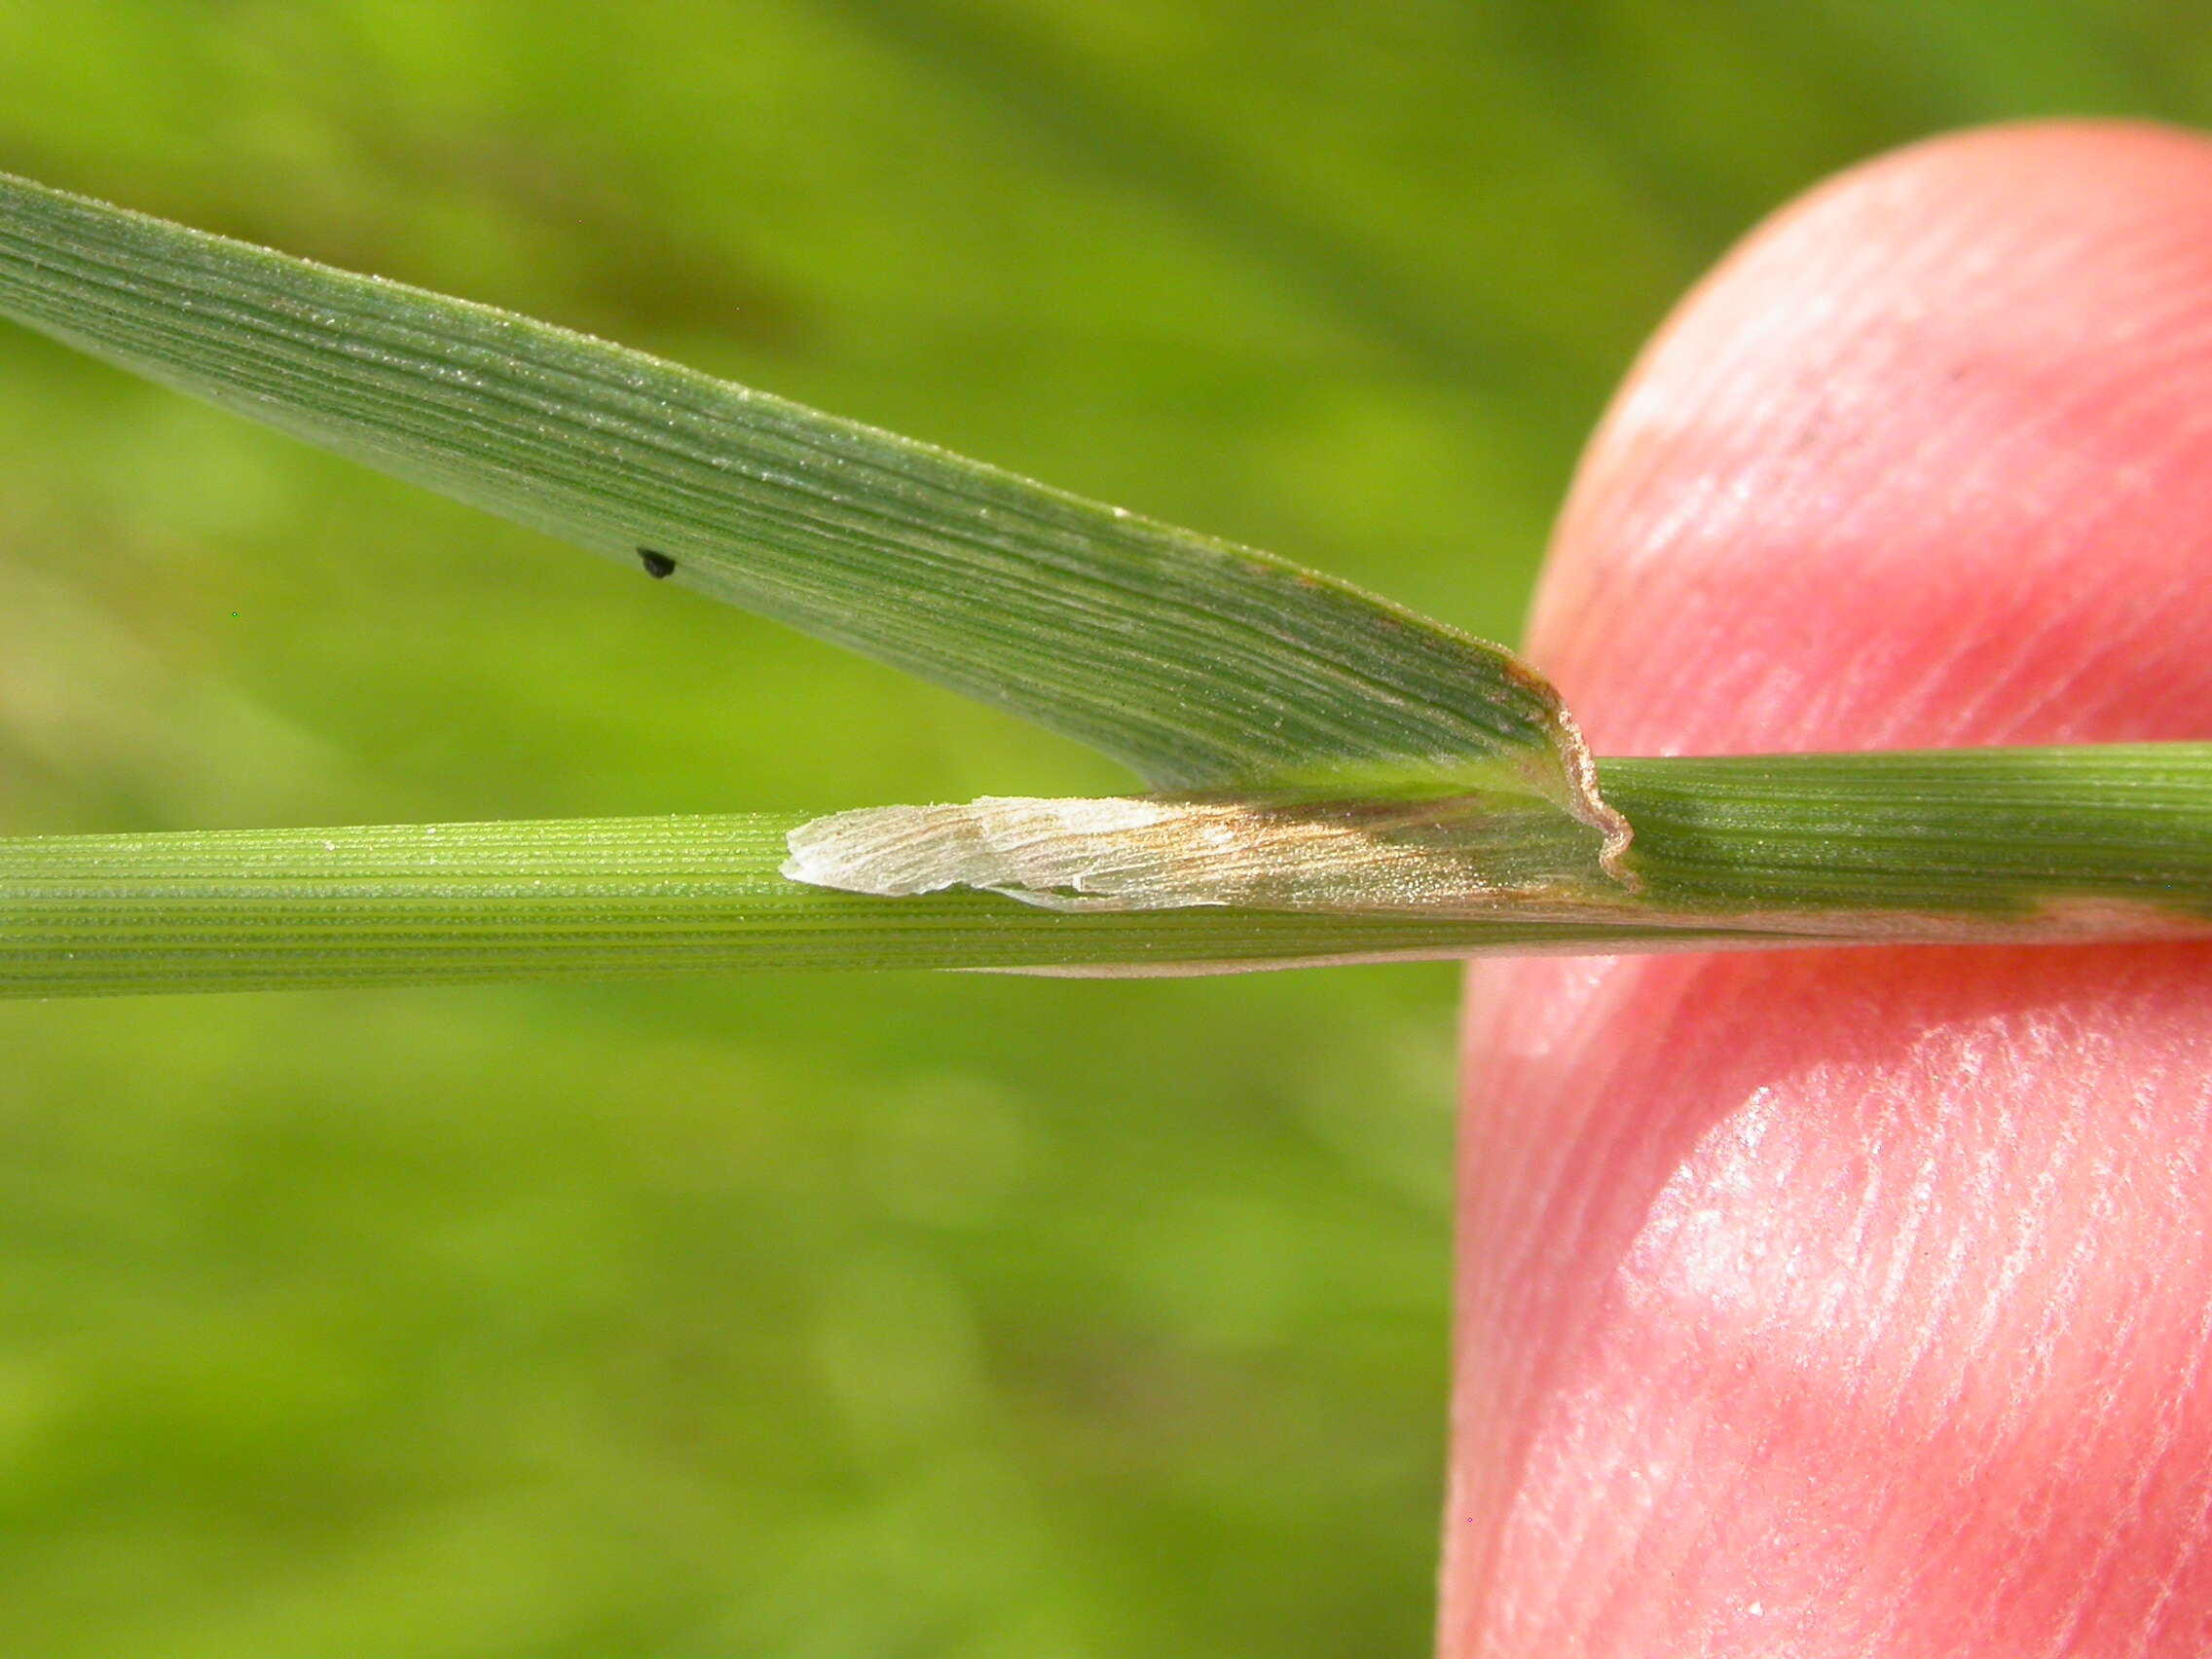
<box><xmin>1447</xmin><ymin>122</ymin><xmax>2212</xmax><ymax>1658</ymax></box>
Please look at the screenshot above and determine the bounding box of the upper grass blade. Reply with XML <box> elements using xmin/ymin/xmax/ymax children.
<box><xmin>0</xmin><ymin>169</ymin><xmax>1622</xmax><ymax>855</ymax></box>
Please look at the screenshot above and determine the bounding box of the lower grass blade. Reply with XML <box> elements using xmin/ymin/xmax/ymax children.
<box><xmin>4</xmin><ymin>748</ymin><xmax>2207</xmax><ymax>1000</ymax></box>
<box><xmin>0</xmin><ymin>812</ymin><xmax>1751</xmax><ymax>999</ymax></box>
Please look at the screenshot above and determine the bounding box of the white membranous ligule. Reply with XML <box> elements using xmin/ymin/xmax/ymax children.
<box><xmin>783</xmin><ymin>791</ymin><xmax>1628</xmax><ymax>915</ymax></box>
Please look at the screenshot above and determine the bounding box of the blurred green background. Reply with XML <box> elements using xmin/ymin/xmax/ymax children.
<box><xmin>0</xmin><ymin>3</ymin><xmax>2204</xmax><ymax>1653</ymax></box>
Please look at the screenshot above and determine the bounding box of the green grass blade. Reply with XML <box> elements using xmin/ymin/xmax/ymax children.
<box><xmin>6</xmin><ymin>748</ymin><xmax>2209</xmax><ymax>1001</ymax></box>
<box><xmin>0</xmin><ymin>169</ymin><xmax>1619</xmax><ymax>850</ymax></box>
<box><xmin>0</xmin><ymin>812</ymin><xmax>1743</xmax><ymax>1000</ymax></box>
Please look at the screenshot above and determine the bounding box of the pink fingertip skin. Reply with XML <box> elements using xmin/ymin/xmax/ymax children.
<box><xmin>1446</xmin><ymin>124</ymin><xmax>2212</xmax><ymax>1657</ymax></box>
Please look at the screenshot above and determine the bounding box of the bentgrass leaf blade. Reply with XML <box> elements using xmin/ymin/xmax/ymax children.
<box><xmin>0</xmin><ymin>169</ymin><xmax>1621</xmax><ymax>851</ymax></box>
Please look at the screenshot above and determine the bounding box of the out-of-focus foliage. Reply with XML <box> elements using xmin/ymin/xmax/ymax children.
<box><xmin>0</xmin><ymin>4</ymin><xmax>2200</xmax><ymax>1653</ymax></box>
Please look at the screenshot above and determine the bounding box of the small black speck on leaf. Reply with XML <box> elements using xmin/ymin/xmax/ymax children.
<box><xmin>637</xmin><ymin>547</ymin><xmax>677</xmax><ymax>579</ymax></box>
